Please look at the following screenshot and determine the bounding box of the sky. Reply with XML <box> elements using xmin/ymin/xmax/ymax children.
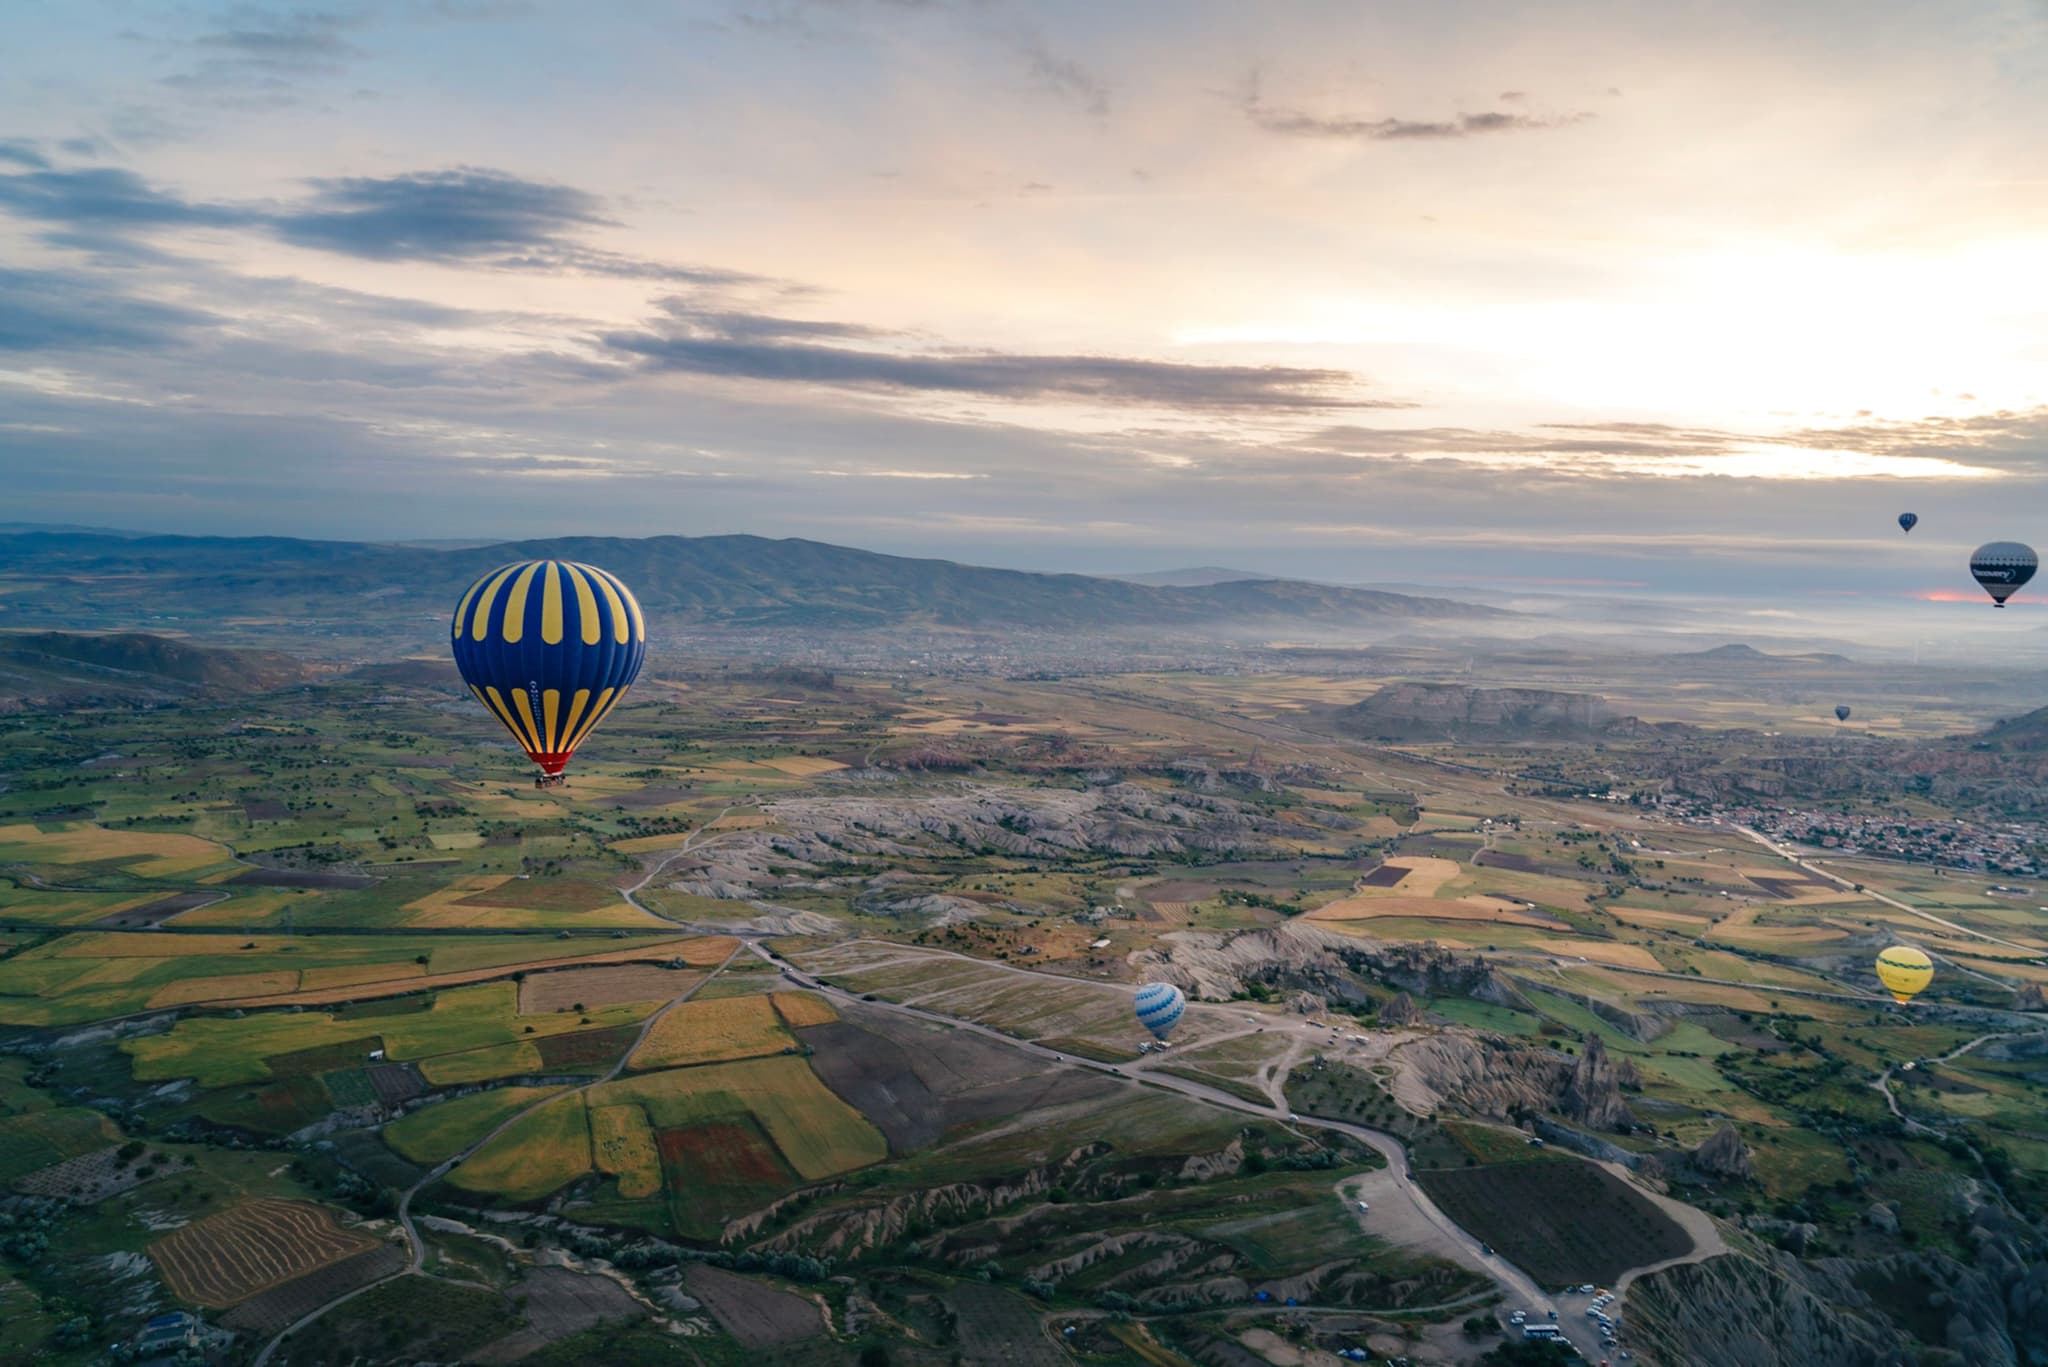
<box><xmin>6</xmin><ymin>0</ymin><xmax>2048</xmax><ymax>603</ymax></box>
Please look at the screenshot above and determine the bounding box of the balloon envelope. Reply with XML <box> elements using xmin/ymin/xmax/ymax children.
<box><xmin>1875</xmin><ymin>945</ymin><xmax>1934</xmax><ymax>1003</ymax></box>
<box><xmin>1835</xmin><ymin>705</ymin><xmax>1851</xmax><ymax>722</ymax></box>
<box><xmin>1134</xmin><ymin>982</ymin><xmax>1186</xmax><ymax>1040</ymax></box>
<box><xmin>1898</xmin><ymin>513</ymin><xmax>1918</xmax><ymax>533</ymax></box>
<box><xmin>449</xmin><ymin>560</ymin><xmax>647</xmax><ymax>776</ymax></box>
<box><xmin>1970</xmin><ymin>542</ymin><xmax>2038</xmax><ymax>607</ymax></box>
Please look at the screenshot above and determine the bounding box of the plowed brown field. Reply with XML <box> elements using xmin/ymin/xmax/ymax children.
<box><xmin>149</xmin><ymin>1199</ymin><xmax>379</xmax><ymax>1308</ymax></box>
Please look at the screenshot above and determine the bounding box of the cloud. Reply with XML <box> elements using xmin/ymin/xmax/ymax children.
<box><xmin>0</xmin><ymin>165</ymin><xmax>252</xmax><ymax>232</ymax></box>
<box><xmin>1021</xmin><ymin>36</ymin><xmax>1110</xmax><ymax>118</ymax></box>
<box><xmin>273</xmin><ymin>167</ymin><xmax>608</xmax><ymax>261</ymax></box>
<box><xmin>600</xmin><ymin>299</ymin><xmax>1389</xmax><ymax>410</ymax></box>
<box><xmin>0</xmin><ymin>267</ymin><xmax>207</xmax><ymax>351</ymax></box>
<box><xmin>0</xmin><ymin>139</ymin><xmax>49</xmax><ymax>170</ymax></box>
<box><xmin>1241</xmin><ymin>78</ymin><xmax>1590</xmax><ymax>141</ymax></box>
<box><xmin>0</xmin><ymin>158</ymin><xmax>752</xmax><ymax>282</ymax></box>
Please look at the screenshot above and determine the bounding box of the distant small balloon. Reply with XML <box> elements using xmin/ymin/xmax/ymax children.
<box><xmin>1970</xmin><ymin>542</ymin><xmax>2038</xmax><ymax>608</ymax></box>
<box><xmin>1133</xmin><ymin>982</ymin><xmax>1186</xmax><ymax>1041</ymax></box>
<box><xmin>1898</xmin><ymin>512</ymin><xmax>1918</xmax><ymax>533</ymax></box>
<box><xmin>1835</xmin><ymin>705</ymin><xmax>1851</xmax><ymax>722</ymax></box>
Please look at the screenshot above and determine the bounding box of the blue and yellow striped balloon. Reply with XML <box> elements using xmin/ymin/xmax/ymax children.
<box><xmin>1134</xmin><ymin>981</ymin><xmax>1186</xmax><ymax>1041</ymax></box>
<box><xmin>449</xmin><ymin>560</ymin><xmax>646</xmax><ymax>779</ymax></box>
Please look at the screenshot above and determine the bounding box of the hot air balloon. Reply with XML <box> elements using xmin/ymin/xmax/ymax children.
<box><xmin>1898</xmin><ymin>513</ymin><xmax>1918</xmax><ymax>534</ymax></box>
<box><xmin>449</xmin><ymin>560</ymin><xmax>646</xmax><ymax>787</ymax></box>
<box><xmin>1134</xmin><ymin>982</ymin><xmax>1186</xmax><ymax>1041</ymax></box>
<box><xmin>1835</xmin><ymin>705</ymin><xmax>1852</xmax><ymax>722</ymax></box>
<box><xmin>1970</xmin><ymin>542</ymin><xmax>2038</xmax><ymax>608</ymax></box>
<box><xmin>1874</xmin><ymin>945</ymin><xmax>1933</xmax><ymax>1004</ymax></box>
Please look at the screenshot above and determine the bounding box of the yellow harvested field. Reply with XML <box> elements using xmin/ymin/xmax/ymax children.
<box><xmin>768</xmin><ymin>991</ymin><xmax>838</xmax><ymax>1028</ymax></box>
<box><xmin>207</xmin><ymin>937</ymin><xmax>735</xmax><ymax>1009</ymax></box>
<box><xmin>759</xmin><ymin>756</ymin><xmax>846</xmax><ymax>776</ymax></box>
<box><xmin>708</xmin><ymin>811</ymin><xmax>776</xmax><ymax>830</ymax></box>
<box><xmin>629</xmin><ymin>994</ymin><xmax>794</xmax><ymax>1070</ymax></box>
<box><xmin>148</xmin><ymin>971</ymin><xmax>301</xmax><ymax>1007</ymax></box>
<box><xmin>610</xmin><ymin>832</ymin><xmax>695</xmax><ymax>853</ymax></box>
<box><xmin>428</xmin><ymin>832</ymin><xmax>485</xmax><ymax>850</ymax></box>
<box><xmin>1306</xmin><ymin>896</ymin><xmax>1559</xmax><ymax>928</ymax></box>
<box><xmin>0</xmin><ymin>822</ymin><xmax>228</xmax><ymax>869</ymax></box>
<box><xmin>592</xmin><ymin>1104</ymin><xmax>661</xmax><ymax>1197</ymax></box>
<box><xmin>71</xmin><ymin>957</ymin><xmax>164</xmax><ymax>987</ymax></box>
<box><xmin>1544</xmin><ymin>940</ymin><xmax>1665</xmax><ymax>970</ymax></box>
<box><xmin>1351</xmin><ymin>856</ymin><xmax>1462</xmax><ymax>897</ymax></box>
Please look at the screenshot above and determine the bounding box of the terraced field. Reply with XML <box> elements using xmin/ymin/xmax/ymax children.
<box><xmin>149</xmin><ymin>1200</ymin><xmax>380</xmax><ymax>1308</ymax></box>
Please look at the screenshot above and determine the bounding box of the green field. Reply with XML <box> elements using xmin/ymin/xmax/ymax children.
<box><xmin>446</xmin><ymin>1093</ymin><xmax>593</xmax><ymax>1202</ymax></box>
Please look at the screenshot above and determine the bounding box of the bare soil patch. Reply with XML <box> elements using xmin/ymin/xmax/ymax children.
<box><xmin>519</xmin><ymin>964</ymin><xmax>702</xmax><ymax>1014</ymax></box>
<box><xmin>366</xmin><ymin>1063</ymin><xmax>427</xmax><ymax>1106</ymax></box>
<box><xmin>800</xmin><ymin>1005</ymin><xmax>1119</xmax><ymax>1146</ymax></box>
<box><xmin>682</xmin><ymin>1264</ymin><xmax>824</xmax><ymax>1347</ymax></box>
<box><xmin>219</xmin><ymin>1244</ymin><xmax>406</xmax><ymax>1338</ymax></box>
<box><xmin>91</xmin><ymin>891</ymin><xmax>218</xmax><ymax>929</ymax></box>
<box><xmin>536</xmin><ymin>1023</ymin><xmax>642</xmax><ymax>1071</ymax></box>
<box><xmin>1748</xmin><ymin>875</ymin><xmax>1826</xmax><ymax>901</ymax></box>
<box><xmin>469</xmin><ymin>1267</ymin><xmax>645</xmax><ymax>1362</ymax></box>
<box><xmin>1358</xmin><ymin>864</ymin><xmax>1408</xmax><ymax>888</ymax></box>
<box><xmin>1416</xmin><ymin>1158</ymin><xmax>1690</xmax><ymax>1287</ymax></box>
<box><xmin>612</xmin><ymin>786</ymin><xmax>696</xmax><ymax>810</ymax></box>
<box><xmin>241</xmin><ymin>801</ymin><xmax>290</xmax><ymax>822</ymax></box>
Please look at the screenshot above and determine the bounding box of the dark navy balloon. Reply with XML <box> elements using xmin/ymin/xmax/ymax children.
<box><xmin>1970</xmin><ymin>542</ymin><xmax>2038</xmax><ymax>608</ymax></box>
<box><xmin>449</xmin><ymin>560</ymin><xmax>646</xmax><ymax>777</ymax></box>
<box><xmin>1898</xmin><ymin>513</ymin><xmax>1917</xmax><ymax>533</ymax></box>
<box><xmin>1835</xmin><ymin>705</ymin><xmax>1851</xmax><ymax>722</ymax></box>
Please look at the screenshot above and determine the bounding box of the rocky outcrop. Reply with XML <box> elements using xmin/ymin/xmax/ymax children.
<box><xmin>674</xmin><ymin>782</ymin><xmax>1283</xmax><ymax>905</ymax></box>
<box><xmin>1688</xmin><ymin>1124</ymin><xmax>1754</xmax><ymax>1182</ymax></box>
<box><xmin>1627</xmin><ymin>1249</ymin><xmax>1905</xmax><ymax>1367</ymax></box>
<box><xmin>1126</xmin><ymin>921</ymin><xmax>1531</xmax><ymax>1008</ymax></box>
<box><xmin>1561</xmin><ymin>1034</ymin><xmax>1635</xmax><ymax>1131</ymax></box>
<box><xmin>1334</xmin><ymin>682</ymin><xmax>1616</xmax><ymax>742</ymax></box>
<box><xmin>1390</xmin><ymin>1033</ymin><xmax>1569</xmax><ymax>1120</ymax></box>
<box><xmin>2014</xmin><ymin>985</ymin><xmax>2047</xmax><ymax>1012</ymax></box>
<box><xmin>1379</xmin><ymin>992</ymin><xmax>1423</xmax><ymax>1028</ymax></box>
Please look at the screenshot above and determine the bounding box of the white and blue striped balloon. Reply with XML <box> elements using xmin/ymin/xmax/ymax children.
<box><xmin>1134</xmin><ymin>981</ymin><xmax>1186</xmax><ymax>1040</ymax></box>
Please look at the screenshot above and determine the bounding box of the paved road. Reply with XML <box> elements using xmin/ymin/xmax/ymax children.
<box><xmin>763</xmin><ymin>943</ymin><xmax>1704</xmax><ymax>1361</ymax></box>
<box><xmin>1734</xmin><ymin>824</ymin><xmax>2037</xmax><ymax>956</ymax></box>
<box><xmin>1874</xmin><ymin>1030</ymin><xmax>2023</xmax><ymax>1134</ymax></box>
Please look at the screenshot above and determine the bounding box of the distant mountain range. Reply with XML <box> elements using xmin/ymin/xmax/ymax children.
<box><xmin>0</xmin><ymin>529</ymin><xmax>1502</xmax><ymax>649</ymax></box>
<box><xmin>1106</xmin><ymin>566</ymin><xmax>1278</xmax><ymax>587</ymax></box>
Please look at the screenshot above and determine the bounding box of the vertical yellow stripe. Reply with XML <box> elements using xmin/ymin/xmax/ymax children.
<box><xmin>453</xmin><ymin>572</ymin><xmax>491</xmax><ymax>638</ymax></box>
<box><xmin>566</xmin><ymin>687</ymin><xmax>616</xmax><ymax>750</ymax></box>
<box><xmin>558</xmin><ymin>688</ymin><xmax>592</xmax><ymax>748</ymax></box>
<box><xmin>511</xmin><ymin>689</ymin><xmax>545</xmax><ymax>754</ymax></box>
<box><xmin>541</xmin><ymin>562</ymin><xmax>565</xmax><ymax>644</ymax></box>
<box><xmin>480</xmin><ymin>686</ymin><xmax>528</xmax><ymax>747</ymax></box>
<box><xmin>469</xmin><ymin>564</ymin><xmax>521</xmax><ymax>641</ymax></box>
<box><xmin>563</xmin><ymin>564</ymin><xmax>601</xmax><ymax>644</ymax></box>
<box><xmin>542</xmin><ymin>688</ymin><xmax>561</xmax><ymax>751</ymax></box>
<box><xmin>500</xmin><ymin>561</ymin><xmax>543</xmax><ymax>644</ymax></box>
<box><xmin>585</xmin><ymin>567</ymin><xmax>630</xmax><ymax>644</ymax></box>
<box><xmin>599</xmin><ymin>567</ymin><xmax>645</xmax><ymax>643</ymax></box>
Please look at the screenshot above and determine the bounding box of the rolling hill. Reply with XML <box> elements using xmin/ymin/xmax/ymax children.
<box><xmin>0</xmin><ymin>529</ymin><xmax>1501</xmax><ymax>646</ymax></box>
<box><xmin>0</xmin><ymin>631</ymin><xmax>317</xmax><ymax>707</ymax></box>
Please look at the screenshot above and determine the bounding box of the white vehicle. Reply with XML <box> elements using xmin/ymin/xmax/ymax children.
<box><xmin>1509</xmin><ymin>1311</ymin><xmax>1526</xmax><ymax>1324</ymax></box>
<box><xmin>1357</xmin><ymin>1200</ymin><xmax>1370</xmax><ymax>1211</ymax></box>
